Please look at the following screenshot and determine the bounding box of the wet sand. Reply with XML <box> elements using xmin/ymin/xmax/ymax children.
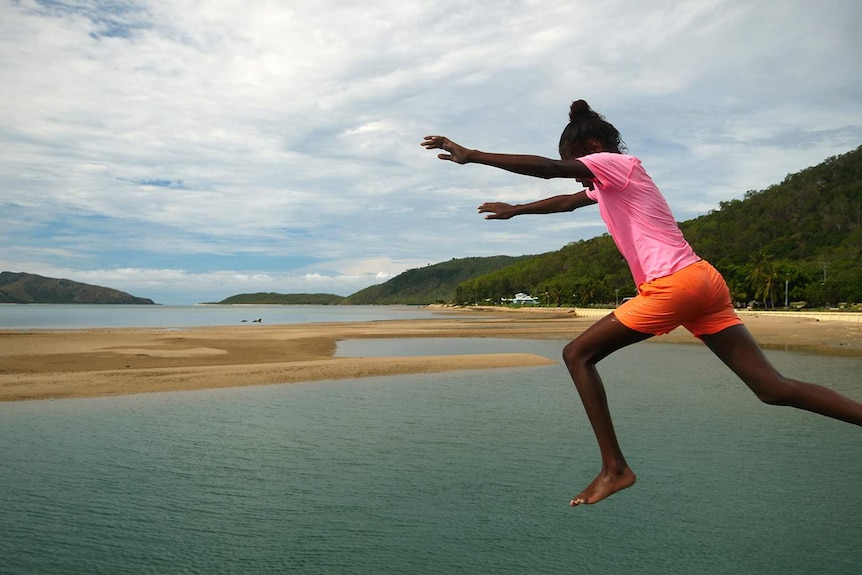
<box><xmin>2</xmin><ymin>309</ymin><xmax>860</xmax><ymax>402</ymax></box>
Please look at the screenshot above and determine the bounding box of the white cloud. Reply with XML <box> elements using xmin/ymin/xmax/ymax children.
<box><xmin>1</xmin><ymin>0</ymin><xmax>860</xmax><ymax>303</ymax></box>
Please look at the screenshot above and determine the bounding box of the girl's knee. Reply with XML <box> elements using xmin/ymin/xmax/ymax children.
<box><xmin>750</xmin><ymin>377</ymin><xmax>800</xmax><ymax>406</ymax></box>
<box><xmin>562</xmin><ymin>339</ymin><xmax>589</xmax><ymax>366</ymax></box>
<box><xmin>561</xmin><ymin>340</ymin><xmax>576</xmax><ymax>364</ymax></box>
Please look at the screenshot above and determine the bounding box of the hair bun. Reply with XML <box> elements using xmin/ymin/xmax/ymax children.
<box><xmin>569</xmin><ymin>99</ymin><xmax>596</xmax><ymax>122</ymax></box>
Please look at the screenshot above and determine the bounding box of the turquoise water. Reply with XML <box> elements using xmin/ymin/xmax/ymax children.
<box><xmin>1</xmin><ymin>340</ymin><xmax>860</xmax><ymax>574</ymax></box>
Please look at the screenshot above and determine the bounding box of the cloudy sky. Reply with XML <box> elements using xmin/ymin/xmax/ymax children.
<box><xmin>2</xmin><ymin>0</ymin><xmax>860</xmax><ymax>304</ymax></box>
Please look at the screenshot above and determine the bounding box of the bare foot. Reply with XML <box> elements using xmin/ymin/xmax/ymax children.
<box><xmin>570</xmin><ymin>467</ymin><xmax>636</xmax><ymax>506</ymax></box>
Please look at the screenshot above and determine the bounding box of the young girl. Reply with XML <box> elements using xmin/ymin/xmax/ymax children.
<box><xmin>421</xmin><ymin>100</ymin><xmax>862</xmax><ymax>506</ymax></box>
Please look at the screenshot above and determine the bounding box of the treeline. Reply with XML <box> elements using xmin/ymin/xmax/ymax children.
<box><xmin>456</xmin><ymin>235</ymin><xmax>630</xmax><ymax>307</ymax></box>
<box><xmin>456</xmin><ymin>146</ymin><xmax>862</xmax><ymax>308</ymax></box>
<box><xmin>343</xmin><ymin>256</ymin><xmax>531</xmax><ymax>304</ymax></box>
<box><xmin>211</xmin><ymin>292</ymin><xmax>344</xmax><ymax>305</ymax></box>
<box><xmin>0</xmin><ymin>272</ymin><xmax>155</xmax><ymax>304</ymax></box>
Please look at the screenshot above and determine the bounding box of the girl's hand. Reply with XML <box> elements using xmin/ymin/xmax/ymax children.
<box><xmin>477</xmin><ymin>202</ymin><xmax>517</xmax><ymax>220</ymax></box>
<box><xmin>422</xmin><ymin>135</ymin><xmax>471</xmax><ymax>164</ymax></box>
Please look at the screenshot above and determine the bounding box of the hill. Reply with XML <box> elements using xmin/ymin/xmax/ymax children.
<box><xmin>0</xmin><ymin>272</ymin><xmax>156</xmax><ymax>304</ymax></box>
<box><xmin>455</xmin><ymin>145</ymin><xmax>862</xmax><ymax>308</ymax></box>
<box><xmin>210</xmin><ymin>292</ymin><xmax>345</xmax><ymax>305</ymax></box>
<box><xmin>341</xmin><ymin>256</ymin><xmax>532</xmax><ymax>305</ymax></box>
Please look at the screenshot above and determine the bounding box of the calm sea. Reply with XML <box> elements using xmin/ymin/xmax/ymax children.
<box><xmin>0</xmin><ymin>304</ymin><xmax>453</xmax><ymax>329</ymax></box>
<box><xmin>1</xmin><ymin>308</ymin><xmax>861</xmax><ymax>574</ymax></box>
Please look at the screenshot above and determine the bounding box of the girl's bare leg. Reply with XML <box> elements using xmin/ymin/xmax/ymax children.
<box><xmin>562</xmin><ymin>313</ymin><xmax>653</xmax><ymax>506</ymax></box>
<box><xmin>702</xmin><ymin>325</ymin><xmax>862</xmax><ymax>425</ymax></box>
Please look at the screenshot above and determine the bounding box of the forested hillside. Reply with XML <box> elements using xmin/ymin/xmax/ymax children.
<box><xmin>342</xmin><ymin>256</ymin><xmax>532</xmax><ymax>304</ymax></box>
<box><xmin>456</xmin><ymin>146</ymin><xmax>862</xmax><ymax>308</ymax></box>
<box><xmin>210</xmin><ymin>293</ymin><xmax>344</xmax><ymax>305</ymax></box>
<box><xmin>0</xmin><ymin>272</ymin><xmax>156</xmax><ymax>304</ymax></box>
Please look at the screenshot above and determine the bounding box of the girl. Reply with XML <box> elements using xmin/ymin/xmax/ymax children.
<box><xmin>421</xmin><ymin>100</ymin><xmax>862</xmax><ymax>506</ymax></box>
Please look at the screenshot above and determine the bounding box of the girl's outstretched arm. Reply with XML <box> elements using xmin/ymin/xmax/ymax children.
<box><xmin>478</xmin><ymin>191</ymin><xmax>597</xmax><ymax>220</ymax></box>
<box><xmin>422</xmin><ymin>135</ymin><xmax>594</xmax><ymax>180</ymax></box>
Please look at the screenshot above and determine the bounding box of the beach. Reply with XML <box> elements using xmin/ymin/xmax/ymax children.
<box><xmin>2</xmin><ymin>308</ymin><xmax>861</xmax><ymax>402</ymax></box>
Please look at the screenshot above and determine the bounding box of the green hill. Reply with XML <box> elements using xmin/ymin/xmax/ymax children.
<box><xmin>0</xmin><ymin>272</ymin><xmax>156</xmax><ymax>304</ymax></box>
<box><xmin>210</xmin><ymin>292</ymin><xmax>345</xmax><ymax>305</ymax></box>
<box><xmin>341</xmin><ymin>256</ymin><xmax>532</xmax><ymax>305</ymax></box>
<box><xmin>455</xmin><ymin>146</ymin><xmax>862</xmax><ymax>308</ymax></box>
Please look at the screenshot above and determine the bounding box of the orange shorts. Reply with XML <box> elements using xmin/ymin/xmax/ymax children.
<box><xmin>613</xmin><ymin>260</ymin><xmax>742</xmax><ymax>337</ymax></box>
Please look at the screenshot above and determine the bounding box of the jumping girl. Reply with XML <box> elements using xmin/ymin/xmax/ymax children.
<box><xmin>421</xmin><ymin>100</ymin><xmax>862</xmax><ymax>506</ymax></box>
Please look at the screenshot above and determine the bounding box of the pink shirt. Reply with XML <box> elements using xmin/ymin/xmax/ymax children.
<box><xmin>579</xmin><ymin>152</ymin><xmax>700</xmax><ymax>287</ymax></box>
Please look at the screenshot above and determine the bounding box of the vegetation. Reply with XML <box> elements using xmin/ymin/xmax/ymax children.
<box><xmin>342</xmin><ymin>256</ymin><xmax>532</xmax><ymax>305</ymax></box>
<box><xmin>211</xmin><ymin>292</ymin><xmax>345</xmax><ymax>305</ymax></box>
<box><xmin>206</xmin><ymin>258</ymin><xmax>531</xmax><ymax>305</ymax></box>
<box><xmin>0</xmin><ymin>272</ymin><xmax>156</xmax><ymax>304</ymax></box>
<box><xmin>456</xmin><ymin>234</ymin><xmax>629</xmax><ymax>307</ymax></box>
<box><xmin>680</xmin><ymin>146</ymin><xmax>862</xmax><ymax>308</ymax></box>
<box><xmin>455</xmin><ymin>146</ymin><xmax>862</xmax><ymax>308</ymax></box>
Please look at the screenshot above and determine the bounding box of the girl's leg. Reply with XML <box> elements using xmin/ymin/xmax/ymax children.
<box><xmin>701</xmin><ymin>325</ymin><xmax>862</xmax><ymax>425</ymax></box>
<box><xmin>562</xmin><ymin>313</ymin><xmax>653</xmax><ymax>506</ymax></box>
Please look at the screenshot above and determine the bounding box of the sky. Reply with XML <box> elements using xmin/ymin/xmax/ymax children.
<box><xmin>1</xmin><ymin>0</ymin><xmax>860</xmax><ymax>304</ymax></box>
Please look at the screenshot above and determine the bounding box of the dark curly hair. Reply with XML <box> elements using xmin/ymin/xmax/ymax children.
<box><xmin>558</xmin><ymin>100</ymin><xmax>626</xmax><ymax>157</ymax></box>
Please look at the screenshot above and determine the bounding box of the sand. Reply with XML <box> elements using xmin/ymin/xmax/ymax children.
<box><xmin>2</xmin><ymin>308</ymin><xmax>861</xmax><ymax>402</ymax></box>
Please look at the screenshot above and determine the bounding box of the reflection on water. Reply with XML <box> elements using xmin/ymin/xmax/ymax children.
<box><xmin>1</xmin><ymin>341</ymin><xmax>860</xmax><ymax>574</ymax></box>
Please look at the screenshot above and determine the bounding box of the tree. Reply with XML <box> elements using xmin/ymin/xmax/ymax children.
<box><xmin>746</xmin><ymin>250</ymin><xmax>779</xmax><ymax>309</ymax></box>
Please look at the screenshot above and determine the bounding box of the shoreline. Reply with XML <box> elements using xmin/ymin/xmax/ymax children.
<box><xmin>2</xmin><ymin>309</ymin><xmax>861</xmax><ymax>402</ymax></box>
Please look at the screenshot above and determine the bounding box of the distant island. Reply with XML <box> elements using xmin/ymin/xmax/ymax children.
<box><xmin>207</xmin><ymin>292</ymin><xmax>345</xmax><ymax>305</ymax></box>
<box><xmin>0</xmin><ymin>272</ymin><xmax>156</xmax><ymax>304</ymax></box>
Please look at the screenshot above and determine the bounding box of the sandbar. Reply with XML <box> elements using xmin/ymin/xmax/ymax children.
<box><xmin>1</xmin><ymin>308</ymin><xmax>860</xmax><ymax>402</ymax></box>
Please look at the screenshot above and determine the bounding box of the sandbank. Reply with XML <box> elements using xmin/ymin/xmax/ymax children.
<box><xmin>1</xmin><ymin>309</ymin><xmax>860</xmax><ymax>402</ymax></box>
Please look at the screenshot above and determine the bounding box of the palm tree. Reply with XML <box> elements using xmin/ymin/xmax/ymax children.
<box><xmin>746</xmin><ymin>250</ymin><xmax>779</xmax><ymax>309</ymax></box>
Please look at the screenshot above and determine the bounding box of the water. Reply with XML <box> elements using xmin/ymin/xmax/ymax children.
<box><xmin>2</xmin><ymin>340</ymin><xmax>860</xmax><ymax>574</ymax></box>
<box><xmin>0</xmin><ymin>304</ymin><xmax>454</xmax><ymax>329</ymax></box>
